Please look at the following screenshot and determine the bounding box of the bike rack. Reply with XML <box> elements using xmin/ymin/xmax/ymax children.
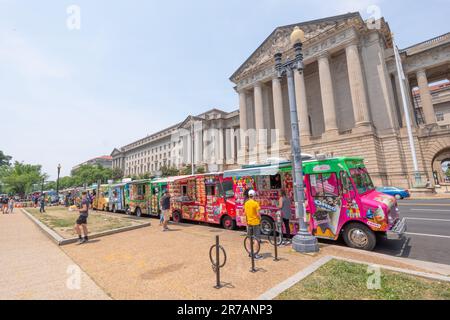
<box><xmin>244</xmin><ymin>235</ymin><xmax>260</xmax><ymax>273</ymax></box>
<box><xmin>272</xmin><ymin>229</ymin><xmax>280</xmax><ymax>262</ymax></box>
<box><xmin>209</xmin><ymin>235</ymin><xmax>227</xmax><ymax>289</ymax></box>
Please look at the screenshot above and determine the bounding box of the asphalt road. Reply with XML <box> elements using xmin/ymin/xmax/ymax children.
<box><xmin>373</xmin><ymin>199</ymin><xmax>450</xmax><ymax>265</ymax></box>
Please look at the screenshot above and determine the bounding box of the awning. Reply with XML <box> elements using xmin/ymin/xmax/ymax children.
<box><xmin>223</xmin><ymin>165</ymin><xmax>287</xmax><ymax>179</ymax></box>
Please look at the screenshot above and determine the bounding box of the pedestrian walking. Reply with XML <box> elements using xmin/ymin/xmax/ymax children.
<box><xmin>8</xmin><ymin>197</ymin><xmax>15</xmax><ymax>214</ymax></box>
<box><xmin>160</xmin><ymin>190</ymin><xmax>171</xmax><ymax>231</ymax></box>
<box><xmin>278</xmin><ymin>190</ymin><xmax>292</xmax><ymax>242</ymax></box>
<box><xmin>39</xmin><ymin>195</ymin><xmax>46</xmax><ymax>213</ymax></box>
<box><xmin>75</xmin><ymin>191</ymin><xmax>90</xmax><ymax>244</ymax></box>
<box><xmin>1</xmin><ymin>197</ymin><xmax>8</xmax><ymax>214</ymax></box>
<box><xmin>244</xmin><ymin>190</ymin><xmax>263</xmax><ymax>260</ymax></box>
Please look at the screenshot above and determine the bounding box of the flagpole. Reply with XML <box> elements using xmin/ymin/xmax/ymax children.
<box><xmin>393</xmin><ymin>35</ymin><xmax>422</xmax><ymax>187</ymax></box>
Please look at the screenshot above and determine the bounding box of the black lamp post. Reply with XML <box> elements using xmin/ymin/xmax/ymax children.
<box><xmin>56</xmin><ymin>164</ymin><xmax>61</xmax><ymax>203</ymax></box>
<box><xmin>274</xmin><ymin>27</ymin><xmax>319</xmax><ymax>253</ymax></box>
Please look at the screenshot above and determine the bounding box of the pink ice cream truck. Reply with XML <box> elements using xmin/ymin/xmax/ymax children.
<box><xmin>223</xmin><ymin>157</ymin><xmax>406</xmax><ymax>251</ymax></box>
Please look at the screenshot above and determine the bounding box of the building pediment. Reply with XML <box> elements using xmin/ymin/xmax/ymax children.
<box><xmin>110</xmin><ymin>148</ymin><xmax>123</xmax><ymax>157</ymax></box>
<box><xmin>230</xmin><ymin>12</ymin><xmax>364</xmax><ymax>83</ymax></box>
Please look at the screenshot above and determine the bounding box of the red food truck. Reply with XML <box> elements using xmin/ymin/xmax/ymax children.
<box><xmin>168</xmin><ymin>173</ymin><xmax>237</xmax><ymax>229</ymax></box>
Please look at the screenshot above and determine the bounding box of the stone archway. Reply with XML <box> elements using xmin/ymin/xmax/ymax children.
<box><xmin>420</xmin><ymin>135</ymin><xmax>450</xmax><ymax>186</ymax></box>
<box><xmin>432</xmin><ymin>149</ymin><xmax>450</xmax><ymax>184</ymax></box>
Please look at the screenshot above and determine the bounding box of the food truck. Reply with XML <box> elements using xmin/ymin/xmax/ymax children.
<box><xmin>108</xmin><ymin>183</ymin><xmax>127</xmax><ymax>213</ymax></box>
<box><xmin>223</xmin><ymin>157</ymin><xmax>406</xmax><ymax>251</ymax></box>
<box><xmin>169</xmin><ymin>174</ymin><xmax>237</xmax><ymax>229</ymax></box>
<box><xmin>125</xmin><ymin>179</ymin><xmax>151</xmax><ymax>217</ymax></box>
<box><xmin>148</xmin><ymin>177</ymin><xmax>172</xmax><ymax>216</ymax></box>
<box><xmin>92</xmin><ymin>184</ymin><xmax>110</xmax><ymax>211</ymax></box>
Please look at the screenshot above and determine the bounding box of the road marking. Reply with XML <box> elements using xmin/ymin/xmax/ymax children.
<box><xmin>406</xmin><ymin>232</ymin><xmax>450</xmax><ymax>239</ymax></box>
<box><xmin>406</xmin><ymin>217</ymin><xmax>450</xmax><ymax>222</ymax></box>
<box><xmin>409</xmin><ymin>208</ymin><xmax>450</xmax><ymax>212</ymax></box>
<box><xmin>399</xmin><ymin>203</ymin><xmax>450</xmax><ymax>207</ymax></box>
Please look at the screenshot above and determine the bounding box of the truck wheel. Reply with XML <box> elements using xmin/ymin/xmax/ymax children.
<box><xmin>260</xmin><ymin>216</ymin><xmax>274</xmax><ymax>236</ymax></box>
<box><xmin>172</xmin><ymin>211</ymin><xmax>181</xmax><ymax>223</ymax></box>
<box><xmin>135</xmin><ymin>207</ymin><xmax>142</xmax><ymax>217</ymax></box>
<box><xmin>221</xmin><ymin>216</ymin><xmax>236</xmax><ymax>230</ymax></box>
<box><xmin>343</xmin><ymin>222</ymin><xmax>376</xmax><ymax>251</ymax></box>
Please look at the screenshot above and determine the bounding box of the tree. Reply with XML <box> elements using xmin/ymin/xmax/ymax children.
<box><xmin>71</xmin><ymin>164</ymin><xmax>115</xmax><ymax>186</ymax></box>
<box><xmin>111</xmin><ymin>167</ymin><xmax>124</xmax><ymax>181</ymax></box>
<box><xmin>0</xmin><ymin>150</ymin><xmax>12</xmax><ymax>167</ymax></box>
<box><xmin>1</xmin><ymin>162</ymin><xmax>47</xmax><ymax>196</ymax></box>
<box><xmin>44</xmin><ymin>181</ymin><xmax>57</xmax><ymax>191</ymax></box>
<box><xmin>196</xmin><ymin>166</ymin><xmax>206</xmax><ymax>174</ymax></box>
<box><xmin>179</xmin><ymin>166</ymin><xmax>206</xmax><ymax>176</ymax></box>
<box><xmin>160</xmin><ymin>165</ymin><xmax>179</xmax><ymax>177</ymax></box>
<box><xmin>58</xmin><ymin>176</ymin><xmax>75</xmax><ymax>189</ymax></box>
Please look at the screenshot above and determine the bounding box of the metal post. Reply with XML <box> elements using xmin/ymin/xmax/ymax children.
<box><xmin>273</xmin><ymin>229</ymin><xmax>279</xmax><ymax>262</ymax></box>
<box><xmin>250</xmin><ymin>236</ymin><xmax>256</xmax><ymax>273</ymax></box>
<box><xmin>209</xmin><ymin>235</ymin><xmax>226</xmax><ymax>289</ymax></box>
<box><xmin>275</xmin><ymin>39</ymin><xmax>319</xmax><ymax>253</ymax></box>
<box><xmin>215</xmin><ymin>235</ymin><xmax>220</xmax><ymax>289</ymax></box>
<box><xmin>393</xmin><ymin>38</ymin><xmax>422</xmax><ymax>187</ymax></box>
<box><xmin>56</xmin><ymin>164</ymin><xmax>61</xmax><ymax>204</ymax></box>
<box><xmin>191</xmin><ymin>120</ymin><xmax>195</xmax><ymax>175</ymax></box>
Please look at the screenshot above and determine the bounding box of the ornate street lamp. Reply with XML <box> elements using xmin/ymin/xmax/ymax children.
<box><xmin>56</xmin><ymin>164</ymin><xmax>61</xmax><ymax>203</ymax></box>
<box><xmin>274</xmin><ymin>27</ymin><xmax>319</xmax><ymax>253</ymax></box>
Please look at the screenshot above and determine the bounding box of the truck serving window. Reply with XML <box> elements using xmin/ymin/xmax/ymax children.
<box><xmin>350</xmin><ymin>167</ymin><xmax>375</xmax><ymax>194</ymax></box>
<box><xmin>222</xmin><ymin>180</ymin><xmax>234</xmax><ymax>198</ymax></box>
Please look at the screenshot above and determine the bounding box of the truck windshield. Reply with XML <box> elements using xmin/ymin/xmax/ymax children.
<box><xmin>350</xmin><ymin>167</ymin><xmax>375</xmax><ymax>194</ymax></box>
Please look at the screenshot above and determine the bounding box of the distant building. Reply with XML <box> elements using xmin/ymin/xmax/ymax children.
<box><xmin>111</xmin><ymin>108</ymin><xmax>240</xmax><ymax>177</ymax></box>
<box><xmin>72</xmin><ymin>156</ymin><xmax>113</xmax><ymax>174</ymax></box>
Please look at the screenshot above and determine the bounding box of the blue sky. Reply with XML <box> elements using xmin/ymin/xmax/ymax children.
<box><xmin>1</xmin><ymin>0</ymin><xmax>449</xmax><ymax>179</ymax></box>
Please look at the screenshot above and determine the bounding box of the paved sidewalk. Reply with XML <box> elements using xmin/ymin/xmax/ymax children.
<box><xmin>0</xmin><ymin>212</ymin><xmax>110</xmax><ymax>300</ymax></box>
<box><xmin>62</xmin><ymin>220</ymin><xmax>449</xmax><ymax>300</ymax></box>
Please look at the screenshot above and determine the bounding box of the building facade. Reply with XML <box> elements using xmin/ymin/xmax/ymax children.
<box><xmin>111</xmin><ymin>109</ymin><xmax>240</xmax><ymax>177</ymax></box>
<box><xmin>72</xmin><ymin>156</ymin><xmax>113</xmax><ymax>173</ymax></box>
<box><xmin>231</xmin><ymin>12</ymin><xmax>450</xmax><ymax>189</ymax></box>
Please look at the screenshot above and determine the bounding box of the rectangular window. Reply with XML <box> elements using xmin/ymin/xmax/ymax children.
<box><xmin>436</xmin><ymin>112</ymin><xmax>444</xmax><ymax>122</ymax></box>
<box><xmin>206</xmin><ymin>185</ymin><xmax>216</xmax><ymax>196</ymax></box>
<box><xmin>309</xmin><ymin>173</ymin><xmax>340</xmax><ymax>198</ymax></box>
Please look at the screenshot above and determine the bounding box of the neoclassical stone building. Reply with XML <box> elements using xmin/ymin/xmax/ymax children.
<box><xmin>111</xmin><ymin>109</ymin><xmax>240</xmax><ymax>177</ymax></box>
<box><xmin>230</xmin><ymin>12</ymin><xmax>450</xmax><ymax>189</ymax></box>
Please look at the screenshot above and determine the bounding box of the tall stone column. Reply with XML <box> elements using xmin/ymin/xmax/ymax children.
<box><xmin>294</xmin><ymin>70</ymin><xmax>310</xmax><ymax>137</ymax></box>
<box><xmin>238</xmin><ymin>90</ymin><xmax>248</xmax><ymax>132</ymax></box>
<box><xmin>318</xmin><ymin>52</ymin><xmax>338</xmax><ymax>133</ymax></box>
<box><xmin>416</xmin><ymin>69</ymin><xmax>436</xmax><ymax>125</ymax></box>
<box><xmin>253</xmin><ymin>82</ymin><xmax>265</xmax><ymax>131</ymax></box>
<box><xmin>272</xmin><ymin>77</ymin><xmax>287</xmax><ymax>144</ymax></box>
<box><xmin>238</xmin><ymin>90</ymin><xmax>248</xmax><ymax>163</ymax></box>
<box><xmin>346</xmin><ymin>42</ymin><xmax>370</xmax><ymax>127</ymax></box>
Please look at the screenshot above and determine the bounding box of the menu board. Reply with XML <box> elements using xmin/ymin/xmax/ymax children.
<box><xmin>196</xmin><ymin>177</ymin><xmax>206</xmax><ymax>203</ymax></box>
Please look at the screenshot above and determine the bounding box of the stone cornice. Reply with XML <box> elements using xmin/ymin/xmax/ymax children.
<box><xmin>386</xmin><ymin>43</ymin><xmax>450</xmax><ymax>75</ymax></box>
<box><xmin>235</xmin><ymin>26</ymin><xmax>360</xmax><ymax>91</ymax></box>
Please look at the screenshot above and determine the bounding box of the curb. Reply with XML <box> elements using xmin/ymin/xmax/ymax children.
<box><xmin>21</xmin><ymin>209</ymin><xmax>151</xmax><ymax>246</ymax></box>
<box><xmin>258</xmin><ymin>256</ymin><xmax>333</xmax><ymax>300</ymax></box>
<box><xmin>328</xmin><ymin>243</ymin><xmax>450</xmax><ymax>276</ymax></box>
<box><xmin>257</xmin><ymin>255</ymin><xmax>450</xmax><ymax>300</ymax></box>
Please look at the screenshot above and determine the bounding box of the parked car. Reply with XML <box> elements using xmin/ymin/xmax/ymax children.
<box><xmin>376</xmin><ymin>186</ymin><xmax>410</xmax><ymax>199</ymax></box>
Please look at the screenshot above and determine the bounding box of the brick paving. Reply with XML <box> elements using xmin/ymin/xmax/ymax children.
<box><xmin>62</xmin><ymin>219</ymin><xmax>446</xmax><ymax>300</ymax></box>
<box><xmin>0</xmin><ymin>212</ymin><xmax>110</xmax><ymax>300</ymax></box>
